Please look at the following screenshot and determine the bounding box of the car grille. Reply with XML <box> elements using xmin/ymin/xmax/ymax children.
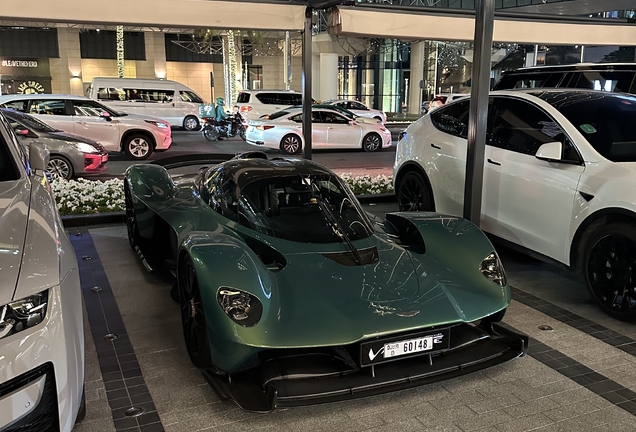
<box><xmin>0</xmin><ymin>363</ymin><xmax>59</xmax><ymax>432</ymax></box>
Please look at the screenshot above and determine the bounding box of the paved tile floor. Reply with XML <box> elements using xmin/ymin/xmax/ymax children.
<box><xmin>69</xmin><ymin>207</ymin><xmax>636</xmax><ymax>432</ymax></box>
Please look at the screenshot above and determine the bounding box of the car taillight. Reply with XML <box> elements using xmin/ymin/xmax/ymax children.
<box><xmin>256</xmin><ymin>125</ymin><xmax>275</xmax><ymax>131</ymax></box>
<box><xmin>240</xmin><ymin>106</ymin><xmax>253</xmax><ymax>113</ymax></box>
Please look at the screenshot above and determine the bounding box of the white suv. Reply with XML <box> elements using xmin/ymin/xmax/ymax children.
<box><xmin>395</xmin><ymin>89</ymin><xmax>636</xmax><ymax>320</ymax></box>
<box><xmin>0</xmin><ymin>94</ymin><xmax>172</xmax><ymax>160</ymax></box>
<box><xmin>235</xmin><ymin>90</ymin><xmax>305</xmax><ymax>123</ymax></box>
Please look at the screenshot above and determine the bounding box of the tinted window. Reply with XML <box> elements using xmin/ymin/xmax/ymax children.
<box><xmin>566</xmin><ymin>71</ymin><xmax>635</xmax><ymax>93</ymax></box>
<box><xmin>552</xmin><ymin>94</ymin><xmax>636</xmax><ymax>162</ymax></box>
<box><xmin>1</xmin><ymin>101</ymin><xmax>28</xmax><ymax>112</ymax></box>
<box><xmin>490</xmin><ymin>98</ymin><xmax>563</xmax><ymax>155</ymax></box>
<box><xmin>289</xmin><ymin>112</ymin><xmax>320</xmax><ymax>123</ymax></box>
<box><xmin>320</xmin><ymin>111</ymin><xmax>349</xmax><ymax>124</ymax></box>
<box><xmin>495</xmin><ymin>73</ymin><xmax>562</xmax><ymax>90</ymax></box>
<box><xmin>0</xmin><ymin>113</ymin><xmax>22</xmax><ymax>181</ymax></box>
<box><xmin>73</xmin><ymin>100</ymin><xmax>108</xmax><ymax>117</ymax></box>
<box><xmin>430</xmin><ymin>100</ymin><xmax>470</xmax><ymax>138</ymax></box>
<box><xmin>180</xmin><ymin>91</ymin><xmax>203</xmax><ymax>103</ymax></box>
<box><xmin>268</xmin><ymin>111</ymin><xmax>290</xmax><ymax>120</ymax></box>
<box><xmin>237</xmin><ymin>92</ymin><xmax>251</xmax><ymax>103</ymax></box>
<box><xmin>2</xmin><ymin>110</ymin><xmax>58</xmax><ymax>133</ymax></box>
<box><xmin>97</xmin><ymin>87</ymin><xmax>174</xmax><ymax>102</ymax></box>
<box><xmin>28</xmin><ymin>100</ymin><xmax>68</xmax><ymax>116</ymax></box>
<box><xmin>237</xmin><ymin>174</ymin><xmax>373</xmax><ymax>243</ymax></box>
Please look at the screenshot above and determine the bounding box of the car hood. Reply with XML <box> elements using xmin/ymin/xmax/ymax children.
<box><xmin>0</xmin><ymin>180</ymin><xmax>31</xmax><ymax>306</ymax></box>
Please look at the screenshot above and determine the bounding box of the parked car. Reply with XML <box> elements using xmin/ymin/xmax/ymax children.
<box><xmin>234</xmin><ymin>90</ymin><xmax>306</xmax><ymax>123</ymax></box>
<box><xmin>0</xmin><ymin>94</ymin><xmax>172</xmax><ymax>160</ymax></box>
<box><xmin>428</xmin><ymin>93</ymin><xmax>468</xmax><ymax>111</ymax></box>
<box><xmin>493</xmin><ymin>62</ymin><xmax>636</xmax><ymax>95</ymax></box>
<box><xmin>276</xmin><ymin>104</ymin><xmax>380</xmax><ymax>124</ymax></box>
<box><xmin>2</xmin><ymin>108</ymin><xmax>107</xmax><ymax>180</ymax></box>
<box><xmin>394</xmin><ymin>89</ymin><xmax>636</xmax><ymax>320</ymax></box>
<box><xmin>0</xmin><ymin>111</ymin><xmax>85</xmax><ymax>431</ymax></box>
<box><xmin>124</xmin><ymin>152</ymin><xmax>526</xmax><ymax>412</ymax></box>
<box><xmin>322</xmin><ymin>99</ymin><xmax>387</xmax><ymax>123</ymax></box>
<box><xmin>245</xmin><ymin>108</ymin><xmax>392</xmax><ymax>154</ymax></box>
<box><xmin>88</xmin><ymin>77</ymin><xmax>205</xmax><ymax>131</ymax></box>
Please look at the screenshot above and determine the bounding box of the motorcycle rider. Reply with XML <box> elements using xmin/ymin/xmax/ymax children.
<box><xmin>214</xmin><ymin>97</ymin><xmax>228</xmax><ymax>140</ymax></box>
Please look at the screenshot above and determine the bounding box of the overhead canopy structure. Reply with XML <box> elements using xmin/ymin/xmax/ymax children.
<box><xmin>504</xmin><ymin>0</ymin><xmax>635</xmax><ymax>16</ymax></box>
<box><xmin>330</xmin><ymin>6</ymin><xmax>636</xmax><ymax>45</ymax></box>
<box><xmin>0</xmin><ymin>0</ymin><xmax>307</xmax><ymax>31</ymax></box>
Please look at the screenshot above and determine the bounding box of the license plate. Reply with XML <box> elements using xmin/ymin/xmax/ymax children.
<box><xmin>360</xmin><ymin>328</ymin><xmax>450</xmax><ymax>366</ymax></box>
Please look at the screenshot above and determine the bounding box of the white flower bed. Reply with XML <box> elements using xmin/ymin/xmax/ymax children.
<box><xmin>51</xmin><ymin>174</ymin><xmax>394</xmax><ymax>216</ymax></box>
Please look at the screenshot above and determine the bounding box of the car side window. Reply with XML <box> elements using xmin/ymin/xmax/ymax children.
<box><xmin>320</xmin><ymin>111</ymin><xmax>348</xmax><ymax>124</ymax></box>
<box><xmin>490</xmin><ymin>97</ymin><xmax>564</xmax><ymax>156</ymax></box>
<box><xmin>430</xmin><ymin>100</ymin><xmax>470</xmax><ymax>138</ymax></box>
<box><xmin>350</xmin><ymin>101</ymin><xmax>368</xmax><ymax>111</ymax></box>
<box><xmin>1</xmin><ymin>100</ymin><xmax>28</xmax><ymax>112</ymax></box>
<box><xmin>28</xmin><ymin>99</ymin><xmax>68</xmax><ymax>116</ymax></box>
<box><xmin>73</xmin><ymin>100</ymin><xmax>107</xmax><ymax>117</ymax></box>
<box><xmin>0</xmin><ymin>113</ymin><xmax>27</xmax><ymax>178</ymax></box>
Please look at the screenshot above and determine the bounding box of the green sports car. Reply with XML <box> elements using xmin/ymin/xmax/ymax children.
<box><xmin>124</xmin><ymin>152</ymin><xmax>527</xmax><ymax>412</ymax></box>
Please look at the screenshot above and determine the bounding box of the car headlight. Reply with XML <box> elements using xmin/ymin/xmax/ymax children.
<box><xmin>480</xmin><ymin>252</ymin><xmax>507</xmax><ymax>287</ymax></box>
<box><xmin>0</xmin><ymin>290</ymin><xmax>48</xmax><ymax>340</ymax></box>
<box><xmin>73</xmin><ymin>142</ymin><xmax>100</xmax><ymax>154</ymax></box>
<box><xmin>217</xmin><ymin>288</ymin><xmax>262</xmax><ymax>327</ymax></box>
<box><xmin>144</xmin><ymin>120</ymin><xmax>169</xmax><ymax>129</ymax></box>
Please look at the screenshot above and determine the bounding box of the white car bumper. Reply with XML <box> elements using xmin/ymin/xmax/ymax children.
<box><xmin>0</xmin><ymin>272</ymin><xmax>84</xmax><ymax>432</ymax></box>
<box><xmin>381</xmin><ymin>129</ymin><xmax>393</xmax><ymax>148</ymax></box>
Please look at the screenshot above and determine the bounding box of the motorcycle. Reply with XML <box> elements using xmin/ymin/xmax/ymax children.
<box><xmin>201</xmin><ymin>113</ymin><xmax>246</xmax><ymax>142</ymax></box>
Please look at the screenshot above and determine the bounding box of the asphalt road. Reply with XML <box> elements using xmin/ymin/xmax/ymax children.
<box><xmin>92</xmin><ymin>125</ymin><xmax>405</xmax><ymax>179</ymax></box>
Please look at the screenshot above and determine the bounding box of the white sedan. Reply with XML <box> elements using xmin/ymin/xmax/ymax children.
<box><xmin>394</xmin><ymin>89</ymin><xmax>636</xmax><ymax>320</ymax></box>
<box><xmin>323</xmin><ymin>99</ymin><xmax>387</xmax><ymax>124</ymax></box>
<box><xmin>246</xmin><ymin>108</ymin><xmax>392</xmax><ymax>154</ymax></box>
<box><xmin>0</xmin><ymin>112</ymin><xmax>85</xmax><ymax>431</ymax></box>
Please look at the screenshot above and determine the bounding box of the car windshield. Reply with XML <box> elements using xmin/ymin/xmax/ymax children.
<box><xmin>3</xmin><ymin>111</ymin><xmax>59</xmax><ymax>132</ymax></box>
<box><xmin>237</xmin><ymin>174</ymin><xmax>374</xmax><ymax>243</ymax></box>
<box><xmin>541</xmin><ymin>92</ymin><xmax>636</xmax><ymax>162</ymax></box>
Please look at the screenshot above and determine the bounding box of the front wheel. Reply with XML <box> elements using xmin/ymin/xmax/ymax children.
<box><xmin>362</xmin><ymin>133</ymin><xmax>382</xmax><ymax>152</ymax></box>
<box><xmin>123</xmin><ymin>134</ymin><xmax>152</xmax><ymax>160</ymax></box>
<box><xmin>183</xmin><ymin>116</ymin><xmax>200</xmax><ymax>131</ymax></box>
<box><xmin>280</xmin><ymin>134</ymin><xmax>302</xmax><ymax>155</ymax></box>
<box><xmin>178</xmin><ymin>256</ymin><xmax>213</xmax><ymax>368</ymax></box>
<box><xmin>582</xmin><ymin>222</ymin><xmax>636</xmax><ymax>321</ymax></box>
<box><xmin>202</xmin><ymin>127</ymin><xmax>219</xmax><ymax>142</ymax></box>
<box><xmin>47</xmin><ymin>155</ymin><xmax>74</xmax><ymax>180</ymax></box>
<box><xmin>397</xmin><ymin>171</ymin><xmax>434</xmax><ymax>212</ymax></box>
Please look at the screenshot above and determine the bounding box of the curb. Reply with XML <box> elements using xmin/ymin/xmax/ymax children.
<box><xmin>61</xmin><ymin>194</ymin><xmax>397</xmax><ymax>228</ymax></box>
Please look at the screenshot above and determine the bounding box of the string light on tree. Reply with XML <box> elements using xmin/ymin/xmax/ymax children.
<box><xmin>116</xmin><ymin>26</ymin><xmax>124</xmax><ymax>78</ymax></box>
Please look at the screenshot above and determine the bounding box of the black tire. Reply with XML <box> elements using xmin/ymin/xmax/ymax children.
<box><xmin>202</xmin><ymin>128</ymin><xmax>219</xmax><ymax>142</ymax></box>
<box><xmin>280</xmin><ymin>134</ymin><xmax>302</xmax><ymax>155</ymax></box>
<box><xmin>46</xmin><ymin>155</ymin><xmax>74</xmax><ymax>180</ymax></box>
<box><xmin>397</xmin><ymin>171</ymin><xmax>434</xmax><ymax>212</ymax></box>
<box><xmin>238</xmin><ymin>125</ymin><xmax>246</xmax><ymax>141</ymax></box>
<box><xmin>123</xmin><ymin>134</ymin><xmax>153</xmax><ymax>160</ymax></box>
<box><xmin>75</xmin><ymin>385</ymin><xmax>86</xmax><ymax>423</ymax></box>
<box><xmin>362</xmin><ymin>133</ymin><xmax>382</xmax><ymax>152</ymax></box>
<box><xmin>124</xmin><ymin>182</ymin><xmax>140</xmax><ymax>251</ymax></box>
<box><xmin>178</xmin><ymin>256</ymin><xmax>213</xmax><ymax>368</ymax></box>
<box><xmin>582</xmin><ymin>222</ymin><xmax>636</xmax><ymax>321</ymax></box>
<box><xmin>373</xmin><ymin>116</ymin><xmax>383</xmax><ymax>122</ymax></box>
<box><xmin>183</xmin><ymin>116</ymin><xmax>200</xmax><ymax>131</ymax></box>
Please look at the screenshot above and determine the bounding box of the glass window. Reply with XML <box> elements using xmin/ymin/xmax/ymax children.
<box><xmin>430</xmin><ymin>100</ymin><xmax>470</xmax><ymax>138</ymax></box>
<box><xmin>237</xmin><ymin>92</ymin><xmax>251</xmax><ymax>103</ymax></box>
<box><xmin>2</xmin><ymin>111</ymin><xmax>58</xmax><ymax>133</ymax></box>
<box><xmin>320</xmin><ymin>111</ymin><xmax>349</xmax><ymax>124</ymax></box>
<box><xmin>180</xmin><ymin>91</ymin><xmax>203</xmax><ymax>104</ymax></box>
<box><xmin>28</xmin><ymin>100</ymin><xmax>68</xmax><ymax>116</ymax></box>
<box><xmin>566</xmin><ymin>72</ymin><xmax>635</xmax><ymax>93</ymax></box>
<box><xmin>73</xmin><ymin>100</ymin><xmax>108</xmax><ymax>117</ymax></box>
<box><xmin>350</xmin><ymin>101</ymin><xmax>368</xmax><ymax>110</ymax></box>
<box><xmin>237</xmin><ymin>174</ymin><xmax>373</xmax><ymax>243</ymax></box>
<box><xmin>490</xmin><ymin>97</ymin><xmax>563</xmax><ymax>155</ymax></box>
<box><xmin>0</xmin><ymin>113</ymin><xmax>24</xmax><ymax>180</ymax></box>
<box><xmin>136</xmin><ymin>89</ymin><xmax>174</xmax><ymax>103</ymax></box>
<box><xmin>289</xmin><ymin>112</ymin><xmax>320</xmax><ymax>123</ymax></box>
<box><xmin>552</xmin><ymin>94</ymin><xmax>636</xmax><ymax>162</ymax></box>
<box><xmin>268</xmin><ymin>111</ymin><xmax>290</xmax><ymax>121</ymax></box>
<box><xmin>495</xmin><ymin>73</ymin><xmax>562</xmax><ymax>90</ymax></box>
<box><xmin>1</xmin><ymin>100</ymin><xmax>28</xmax><ymax>112</ymax></box>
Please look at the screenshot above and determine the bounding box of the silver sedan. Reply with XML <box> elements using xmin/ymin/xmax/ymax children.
<box><xmin>246</xmin><ymin>108</ymin><xmax>392</xmax><ymax>155</ymax></box>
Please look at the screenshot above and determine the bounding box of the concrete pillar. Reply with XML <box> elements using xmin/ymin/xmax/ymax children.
<box><xmin>312</xmin><ymin>54</ymin><xmax>321</xmax><ymax>99</ymax></box>
<box><xmin>319</xmin><ymin>52</ymin><xmax>338</xmax><ymax>102</ymax></box>
<box><xmin>50</xmin><ymin>28</ymin><xmax>82</xmax><ymax>95</ymax></box>
<box><xmin>408</xmin><ymin>41</ymin><xmax>425</xmax><ymax>115</ymax></box>
<box><xmin>136</xmin><ymin>32</ymin><xmax>167</xmax><ymax>79</ymax></box>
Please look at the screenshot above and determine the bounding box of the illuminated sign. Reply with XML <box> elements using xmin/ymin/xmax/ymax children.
<box><xmin>2</xmin><ymin>60</ymin><xmax>38</xmax><ymax>68</ymax></box>
<box><xmin>17</xmin><ymin>81</ymin><xmax>45</xmax><ymax>94</ymax></box>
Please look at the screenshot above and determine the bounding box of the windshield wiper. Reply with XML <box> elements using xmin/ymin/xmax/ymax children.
<box><xmin>310</xmin><ymin>184</ymin><xmax>362</xmax><ymax>265</ymax></box>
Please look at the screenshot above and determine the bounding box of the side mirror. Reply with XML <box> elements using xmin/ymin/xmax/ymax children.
<box><xmin>535</xmin><ymin>142</ymin><xmax>562</xmax><ymax>162</ymax></box>
<box><xmin>100</xmin><ymin>111</ymin><xmax>112</xmax><ymax>121</ymax></box>
<box><xmin>29</xmin><ymin>141</ymin><xmax>50</xmax><ymax>174</ymax></box>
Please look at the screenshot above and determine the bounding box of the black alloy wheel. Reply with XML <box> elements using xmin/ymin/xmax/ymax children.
<box><xmin>124</xmin><ymin>183</ymin><xmax>140</xmax><ymax>250</ymax></box>
<box><xmin>397</xmin><ymin>171</ymin><xmax>433</xmax><ymax>212</ymax></box>
<box><xmin>280</xmin><ymin>134</ymin><xmax>301</xmax><ymax>154</ymax></box>
<box><xmin>178</xmin><ymin>257</ymin><xmax>213</xmax><ymax>368</ymax></box>
<box><xmin>362</xmin><ymin>133</ymin><xmax>381</xmax><ymax>152</ymax></box>
<box><xmin>202</xmin><ymin>128</ymin><xmax>219</xmax><ymax>142</ymax></box>
<box><xmin>584</xmin><ymin>223</ymin><xmax>636</xmax><ymax>321</ymax></box>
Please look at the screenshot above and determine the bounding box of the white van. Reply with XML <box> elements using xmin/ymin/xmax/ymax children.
<box><xmin>88</xmin><ymin>77</ymin><xmax>205</xmax><ymax>130</ymax></box>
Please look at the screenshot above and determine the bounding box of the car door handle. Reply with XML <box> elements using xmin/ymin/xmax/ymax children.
<box><xmin>487</xmin><ymin>158</ymin><xmax>501</xmax><ymax>166</ymax></box>
<box><xmin>431</xmin><ymin>143</ymin><xmax>441</xmax><ymax>149</ymax></box>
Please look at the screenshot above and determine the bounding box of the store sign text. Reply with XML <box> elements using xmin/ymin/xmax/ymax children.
<box><xmin>2</xmin><ymin>60</ymin><xmax>38</xmax><ymax>68</ymax></box>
